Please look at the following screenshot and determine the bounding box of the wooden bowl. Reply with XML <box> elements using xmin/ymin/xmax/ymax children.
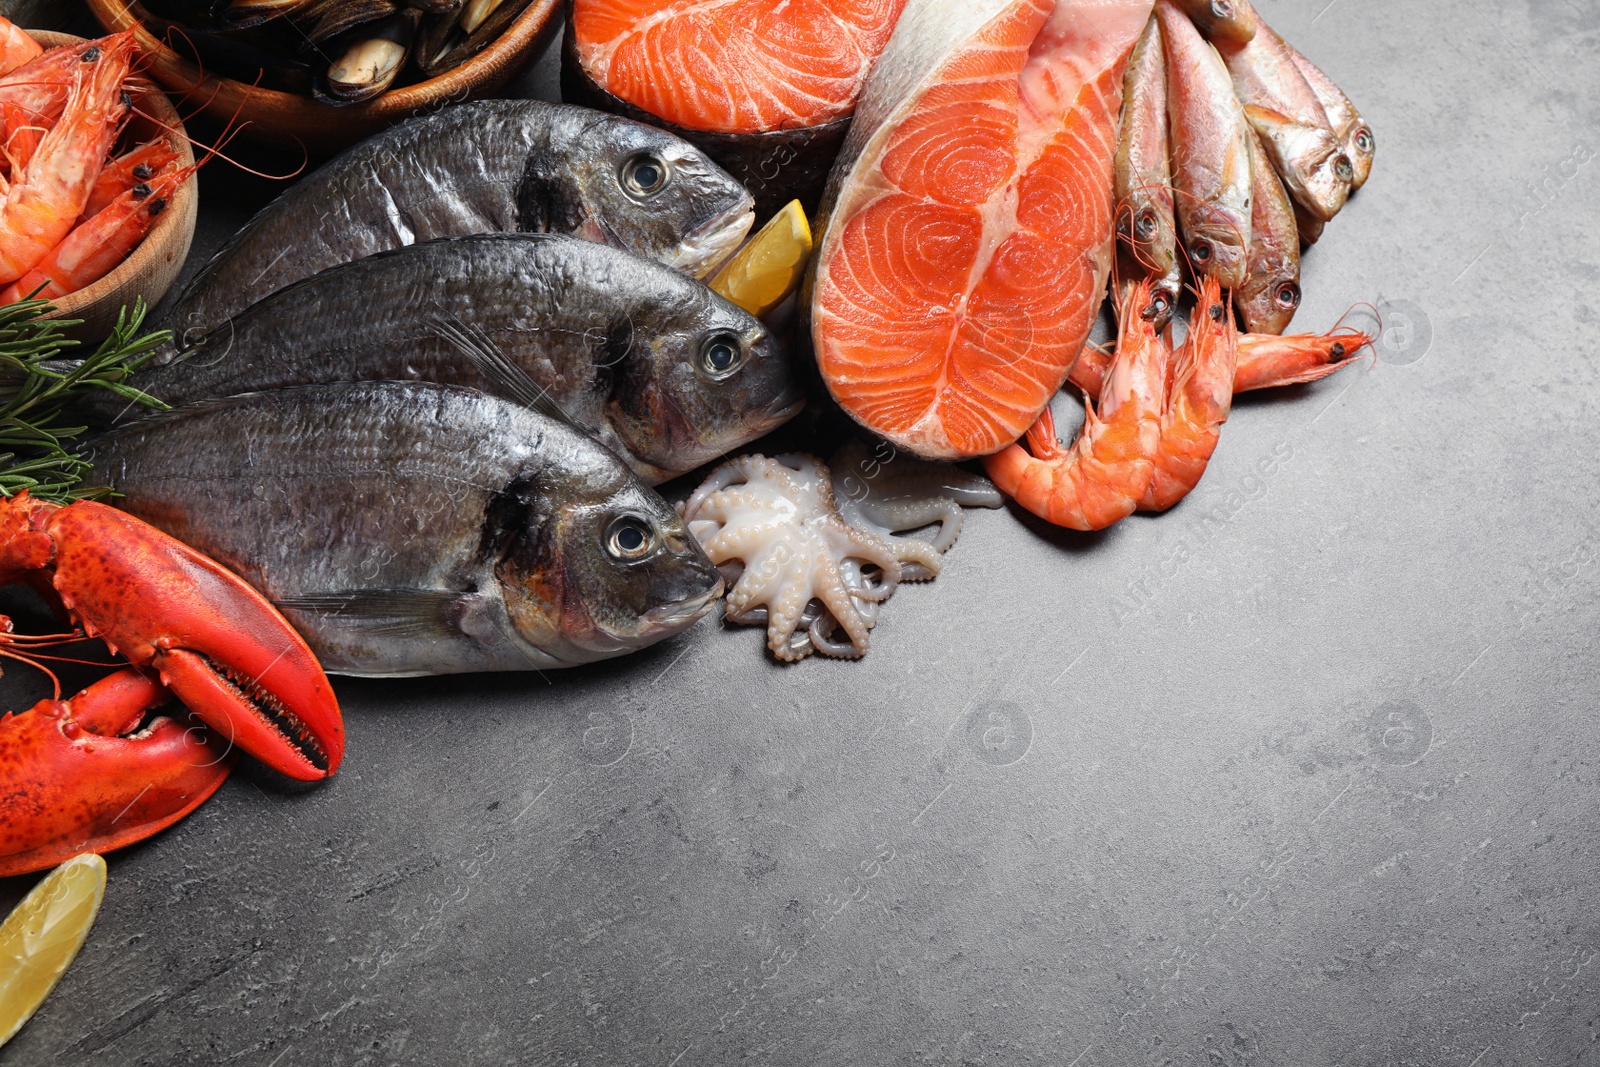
<box><xmin>29</xmin><ymin>31</ymin><xmax>199</xmax><ymax>341</ymax></box>
<box><xmin>84</xmin><ymin>0</ymin><xmax>564</xmax><ymax>155</ymax></box>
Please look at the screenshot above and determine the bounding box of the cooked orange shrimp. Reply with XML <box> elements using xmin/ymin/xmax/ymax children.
<box><xmin>0</xmin><ymin>17</ymin><xmax>41</xmax><ymax>77</ymax></box>
<box><xmin>79</xmin><ymin>140</ymin><xmax>179</xmax><ymax>221</ymax></box>
<box><xmin>984</xmin><ymin>282</ymin><xmax>1168</xmax><ymax>532</ymax></box>
<box><xmin>2</xmin><ymin>161</ymin><xmax>191</xmax><ymax>303</ymax></box>
<box><xmin>1070</xmin><ymin>324</ymin><xmax>1371</xmax><ymax>396</ymax></box>
<box><xmin>0</xmin><ymin>34</ymin><xmax>133</xmax><ymax>286</ymax></box>
<box><xmin>0</xmin><ymin>37</ymin><xmax>104</xmax><ymax>145</ymax></box>
<box><xmin>1140</xmin><ymin>276</ymin><xmax>1239</xmax><ymax>512</ymax></box>
<box><xmin>1234</xmin><ymin>329</ymin><xmax>1372</xmax><ymax>393</ymax></box>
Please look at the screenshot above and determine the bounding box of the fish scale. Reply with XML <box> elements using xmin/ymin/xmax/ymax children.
<box><xmin>162</xmin><ymin>100</ymin><xmax>755</xmax><ymax>341</ymax></box>
<box><xmin>96</xmin><ymin>234</ymin><xmax>801</xmax><ymax>485</ymax></box>
<box><xmin>88</xmin><ymin>382</ymin><xmax>725</xmax><ymax>678</ymax></box>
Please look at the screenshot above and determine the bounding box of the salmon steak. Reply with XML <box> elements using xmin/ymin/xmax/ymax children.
<box><xmin>811</xmin><ymin>0</ymin><xmax>1154</xmax><ymax>460</ymax></box>
<box><xmin>571</xmin><ymin>0</ymin><xmax>909</xmax><ymax>134</ymax></box>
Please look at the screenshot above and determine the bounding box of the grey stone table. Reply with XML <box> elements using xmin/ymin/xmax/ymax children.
<box><xmin>3</xmin><ymin>2</ymin><xmax>1597</xmax><ymax>1064</ymax></box>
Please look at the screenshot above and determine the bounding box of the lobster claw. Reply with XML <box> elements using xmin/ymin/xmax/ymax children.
<box><xmin>0</xmin><ymin>496</ymin><xmax>344</xmax><ymax>782</ymax></box>
<box><xmin>0</xmin><ymin>669</ymin><xmax>234</xmax><ymax>879</ymax></box>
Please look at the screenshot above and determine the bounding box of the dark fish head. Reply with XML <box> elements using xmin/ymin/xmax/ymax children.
<box><xmin>493</xmin><ymin>467</ymin><xmax>723</xmax><ymax>664</ymax></box>
<box><xmin>560</xmin><ymin>119</ymin><xmax>755</xmax><ymax>279</ymax></box>
<box><xmin>606</xmin><ymin>288</ymin><xmax>803</xmax><ymax>481</ymax></box>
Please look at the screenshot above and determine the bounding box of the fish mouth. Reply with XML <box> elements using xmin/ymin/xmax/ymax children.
<box><xmin>671</xmin><ymin>205</ymin><xmax>757</xmax><ymax>279</ymax></box>
<box><xmin>762</xmin><ymin>387</ymin><xmax>807</xmax><ymax>426</ymax></box>
<box><xmin>641</xmin><ymin>579</ymin><xmax>725</xmax><ymax>634</ymax></box>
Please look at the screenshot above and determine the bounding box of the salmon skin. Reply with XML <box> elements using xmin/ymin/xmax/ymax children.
<box><xmin>99</xmin><ymin>235</ymin><xmax>801</xmax><ymax>485</ymax></box>
<box><xmin>810</xmin><ymin>0</ymin><xmax>1155</xmax><ymax>461</ymax></box>
<box><xmin>162</xmin><ymin>100</ymin><xmax>755</xmax><ymax>342</ymax></box>
<box><xmin>570</xmin><ymin>0</ymin><xmax>909</xmax><ymax>135</ymax></box>
<box><xmin>89</xmin><ymin>381</ymin><xmax>726</xmax><ymax>677</ymax></box>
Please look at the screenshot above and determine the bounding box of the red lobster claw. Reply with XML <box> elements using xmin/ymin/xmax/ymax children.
<box><xmin>0</xmin><ymin>494</ymin><xmax>343</xmax><ymax>782</ymax></box>
<box><xmin>0</xmin><ymin>669</ymin><xmax>234</xmax><ymax>879</ymax></box>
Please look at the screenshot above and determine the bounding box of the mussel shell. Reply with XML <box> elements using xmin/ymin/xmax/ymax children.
<box><xmin>413</xmin><ymin>0</ymin><xmax>528</xmax><ymax>77</ymax></box>
<box><xmin>402</xmin><ymin>0</ymin><xmax>459</xmax><ymax>13</ymax></box>
<box><xmin>301</xmin><ymin>0</ymin><xmax>400</xmax><ymax>45</ymax></box>
<box><xmin>222</xmin><ymin>0</ymin><xmax>317</xmax><ymax>30</ymax></box>
<box><xmin>315</xmin><ymin>8</ymin><xmax>417</xmax><ymax>104</ymax></box>
<box><xmin>132</xmin><ymin>4</ymin><xmax>316</xmax><ymax>91</ymax></box>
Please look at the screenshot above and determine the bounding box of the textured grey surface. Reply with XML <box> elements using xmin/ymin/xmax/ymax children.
<box><xmin>4</xmin><ymin>1</ymin><xmax>1600</xmax><ymax>1064</ymax></box>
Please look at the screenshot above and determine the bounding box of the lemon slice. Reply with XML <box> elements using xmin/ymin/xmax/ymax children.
<box><xmin>0</xmin><ymin>854</ymin><xmax>108</xmax><ymax>1049</ymax></box>
<box><xmin>710</xmin><ymin>199</ymin><xmax>814</xmax><ymax>318</ymax></box>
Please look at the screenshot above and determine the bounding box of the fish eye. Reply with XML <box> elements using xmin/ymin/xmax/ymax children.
<box><xmin>1334</xmin><ymin>154</ymin><xmax>1354</xmax><ymax>181</ymax></box>
<box><xmin>1135</xmin><ymin>210</ymin><xmax>1158</xmax><ymax>240</ymax></box>
<box><xmin>699</xmin><ymin>332</ymin><xmax>744</xmax><ymax>378</ymax></box>
<box><xmin>621</xmin><ymin>154</ymin><xmax>670</xmax><ymax>200</ymax></box>
<box><xmin>1275</xmin><ymin>282</ymin><xmax>1301</xmax><ymax>309</ymax></box>
<box><xmin>1355</xmin><ymin>128</ymin><xmax>1373</xmax><ymax>154</ymax></box>
<box><xmin>1211</xmin><ymin>1</ymin><xmax>1234</xmax><ymax>16</ymax></box>
<box><xmin>1191</xmin><ymin>240</ymin><xmax>1212</xmax><ymax>264</ymax></box>
<box><xmin>605</xmin><ymin>515</ymin><xmax>659</xmax><ymax>562</ymax></box>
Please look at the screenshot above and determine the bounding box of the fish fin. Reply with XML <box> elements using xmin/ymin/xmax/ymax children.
<box><xmin>428</xmin><ymin>311</ymin><xmax>581</xmax><ymax>429</ymax></box>
<box><xmin>274</xmin><ymin>589</ymin><xmax>465</xmax><ymax>639</ymax></box>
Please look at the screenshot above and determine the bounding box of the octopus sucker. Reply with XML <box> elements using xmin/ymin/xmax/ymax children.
<box><xmin>682</xmin><ymin>449</ymin><xmax>1000</xmax><ymax>662</ymax></box>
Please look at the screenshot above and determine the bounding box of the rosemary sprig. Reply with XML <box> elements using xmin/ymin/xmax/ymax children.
<box><xmin>0</xmin><ymin>297</ymin><xmax>169</xmax><ymax>503</ymax></box>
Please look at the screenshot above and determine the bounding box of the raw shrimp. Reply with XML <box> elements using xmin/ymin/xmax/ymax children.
<box><xmin>1069</xmin><ymin>324</ymin><xmax>1370</xmax><ymax>396</ymax></box>
<box><xmin>2</xmin><ymin>161</ymin><xmax>192</xmax><ymax>303</ymax></box>
<box><xmin>1140</xmin><ymin>276</ymin><xmax>1238</xmax><ymax>511</ymax></box>
<box><xmin>0</xmin><ymin>34</ymin><xmax>133</xmax><ymax>286</ymax></box>
<box><xmin>983</xmin><ymin>282</ymin><xmax>1168</xmax><ymax>532</ymax></box>
<box><xmin>79</xmin><ymin>141</ymin><xmax>179</xmax><ymax>221</ymax></box>
<box><xmin>0</xmin><ymin>17</ymin><xmax>41</xmax><ymax>77</ymax></box>
<box><xmin>1234</xmin><ymin>329</ymin><xmax>1371</xmax><ymax>393</ymax></box>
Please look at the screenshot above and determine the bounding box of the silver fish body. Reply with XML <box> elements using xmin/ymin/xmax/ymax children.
<box><xmin>121</xmin><ymin>234</ymin><xmax>801</xmax><ymax>484</ymax></box>
<box><xmin>1115</xmin><ymin>15</ymin><xmax>1181</xmax><ymax>327</ymax></box>
<box><xmin>1157</xmin><ymin>0</ymin><xmax>1252</xmax><ymax>290</ymax></box>
<box><xmin>164</xmin><ymin>100</ymin><xmax>755</xmax><ymax>340</ymax></box>
<box><xmin>1287</xmin><ymin>43</ymin><xmax>1373</xmax><ymax>192</ymax></box>
<box><xmin>88</xmin><ymin>382</ymin><xmax>725</xmax><ymax>677</ymax></box>
<box><xmin>1214</xmin><ymin>10</ymin><xmax>1351</xmax><ymax>222</ymax></box>
<box><xmin>1237</xmin><ymin>128</ymin><xmax>1300</xmax><ymax>335</ymax></box>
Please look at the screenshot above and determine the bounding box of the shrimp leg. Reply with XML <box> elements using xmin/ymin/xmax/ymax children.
<box><xmin>984</xmin><ymin>283</ymin><xmax>1168</xmax><ymax>532</ymax></box>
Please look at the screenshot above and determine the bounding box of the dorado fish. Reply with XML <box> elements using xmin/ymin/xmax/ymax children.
<box><xmin>163</xmin><ymin>100</ymin><xmax>756</xmax><ymax>341</ymax></box>
<box><xmin>810</xmin><ymin>0</ymin><xmax>1154</xmax><ymax>461</ymax></box>
<box><xmin>112</xmin><ymin>234</ymin><xmax>801</xmax><ymax>484</ymax></box>
<box><xmin>88</xmin><ymin>381</ymin><xmax>725</xmax><ymax>676</ymax></box>
<box><xmin>1157</xmin><ymin>0</ymin><xmax>1252</xmax><ymax>291</ymax></box>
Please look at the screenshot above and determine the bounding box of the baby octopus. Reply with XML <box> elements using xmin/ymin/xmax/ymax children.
<box><xmin>681</xmin><ymin>448</ymin><xmax>1003</xmax><ymax>661</ymax></box>
<box><xmin>681</xmin><ymin>454</ymin><xmax>900</xmax><ymax>661</ymax></box>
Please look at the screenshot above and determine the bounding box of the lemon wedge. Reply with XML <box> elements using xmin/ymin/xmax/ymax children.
<box><xmin>710</xmin><ymin>199</ymin><xmax>814</xmax><ymax>318</ymax></box>
<box><xmin>0</xmin><ymin>854</ymin><xmax>108</xmax><ymax>1049</ymax></box>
